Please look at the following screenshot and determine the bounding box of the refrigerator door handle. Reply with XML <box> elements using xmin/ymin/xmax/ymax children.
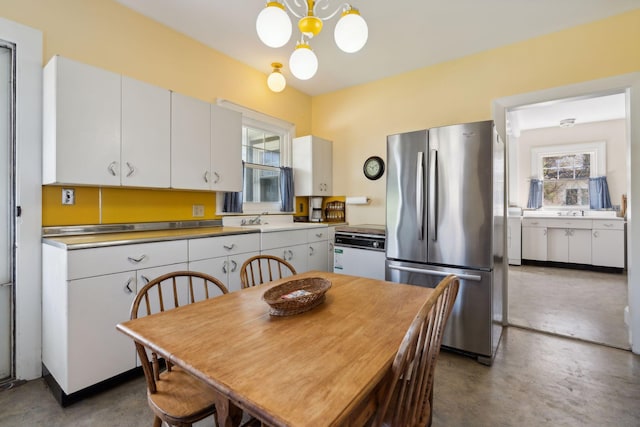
<box><xmin>428</xmin><ymin>149</ymin><xmax>438</xmax><ymax>241</ymax></box>
<box><xmin>416</xmin><ymin>151</ymin><xmax>424</xmax><ymax>240</ymax></box>
<box><xmin>388</xmin><ymin>264</ymin><xmax>482</xmax><ymax>282</ymax></box>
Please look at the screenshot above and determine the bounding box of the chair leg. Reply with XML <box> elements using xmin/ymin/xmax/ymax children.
<box><xmin>152</xmin><ymin>416</ymin><xmax>162</xmax><ymax>427</ymax></box>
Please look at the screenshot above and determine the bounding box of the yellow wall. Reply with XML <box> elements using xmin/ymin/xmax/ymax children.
<box><xmin>3</xmin><ymin>2</ymin><xmax>639</xmax><ymax>226</ymax></box>
<box><xmin>312</xmin><ymin>10</ymin><xmax>640</xmax><ymax>225</ymax></box>
<box><xmin>0</xmin><ymin>0</ymin><xmax>312</xmax><ymax>226</ymax></box>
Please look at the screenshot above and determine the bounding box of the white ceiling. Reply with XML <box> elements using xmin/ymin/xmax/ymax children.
<box><xmin>114</xmin><ymin>0</ymin><xmax>640</xmax><ymax>96</ymax></box>
<box><xmin>509</xmin><ymin>93</ymin><xmax>627</xmax><ymax>134</ymax></box>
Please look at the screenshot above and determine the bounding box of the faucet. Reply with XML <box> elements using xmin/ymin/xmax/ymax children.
<box><xmin>241</xmin><ymin>212</ymin><xmax>268</xmax><ymax>225</ymax></box>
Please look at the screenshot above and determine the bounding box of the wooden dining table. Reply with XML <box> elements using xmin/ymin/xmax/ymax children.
<box><xmin>116</xmin><ymin>271</ymin><xmax>434</xmax><ymax>427</ymax></box>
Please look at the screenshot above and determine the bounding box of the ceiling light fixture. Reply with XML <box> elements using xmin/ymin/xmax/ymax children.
<box><xmin>256</xmin><ymin>1</ymin><xmax>368</xmax><ymax>81</ymax></box>
<box><xmin>267</xmin><ymin>62</ymin><xmax>287</xmax><ymax>92</ymax></box>
<box><xmin>559</xmin><ymin>118</ymin><xmax>576</xmax><ymax>128</ymax></box>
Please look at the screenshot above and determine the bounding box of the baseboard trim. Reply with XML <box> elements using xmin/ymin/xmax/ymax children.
<box><xmin>42</xmin><ymin>364</ymin><xmax>143</xmax><ymax>407</ymax></box>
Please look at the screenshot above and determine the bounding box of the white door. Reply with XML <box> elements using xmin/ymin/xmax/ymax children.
<box><xmin>0</xmin><ymin>44</ymin><xmax>13</xmax><ymax>380</ymax></box>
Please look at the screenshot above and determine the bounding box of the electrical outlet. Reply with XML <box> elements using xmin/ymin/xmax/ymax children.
<box><xmin>62</xmin><ymin>188</ymin><xmax>75</xmax><ymax>205</ymax></box>
<box><xmin>192</xmin><ymin>204</ymin><xmax>205</xmax><ymax>217</ymax></box>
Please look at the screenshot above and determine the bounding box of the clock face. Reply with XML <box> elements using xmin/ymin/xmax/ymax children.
<box><xmin>363</xmin><ymin>156</ymin><xmax>385</xmax><ymax>180</ymax></box>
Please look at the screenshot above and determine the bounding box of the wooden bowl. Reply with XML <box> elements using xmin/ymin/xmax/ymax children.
<box><xmin>263</xmin><ymin>277</ymin><xmax>332</xmax><ymax>316</ymax></box>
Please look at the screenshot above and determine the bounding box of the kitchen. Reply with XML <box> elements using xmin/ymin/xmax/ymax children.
<box><xmin>2</xmin><ymin>1</ymin><xmax>640</xmax><ymax>425</ymax></box>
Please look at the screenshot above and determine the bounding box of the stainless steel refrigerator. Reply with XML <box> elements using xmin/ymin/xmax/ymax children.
<box><xmin>385</xmin><ymin>120</ymin><xmax>505</xmax><ymax>365</ymax></box>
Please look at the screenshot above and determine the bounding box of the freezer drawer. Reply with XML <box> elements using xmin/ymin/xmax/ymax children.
<box><xmin>386</xmin><ymin>260</ymin><xmax>499</xmax><ymax>361</ymax></box>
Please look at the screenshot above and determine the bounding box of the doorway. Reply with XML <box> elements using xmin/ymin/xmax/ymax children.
<box><xmin>0</xmin><ymin>42</ymin><xmax>15</xmax><ymax>381</ymax></box>
<box><xmin>505</xmin><ymin>92</ymin><xmax>630</xmax><ymax>349</ymax></box>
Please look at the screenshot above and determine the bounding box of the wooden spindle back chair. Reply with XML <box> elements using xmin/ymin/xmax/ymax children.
<box><xmin>239</xmin><ymin>255</ymin><xmax>297</xmax><ymax>288</ymax></box>
<box><xmin>369</xmin><ymin>274</ymin><xmax>459</xmax><ymax>427</ymax></box>
<box><xmin>130</xmin><ymin>270</ymin><xmax>229</xmax><ymax>427</ymax></box>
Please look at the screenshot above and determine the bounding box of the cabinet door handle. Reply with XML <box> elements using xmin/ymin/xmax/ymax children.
<box><xmin>127</xmin><ymin>254</ymin><xmax>147</xmax><ymax>263</ymax></box>
<box><xmin>315</xmin><ymin>232</ymin><xmax>323</xmax><ymax>238</ymax></box>
<box><xmin>140</xmin><ymin>275</ymin><xmax>150</xmax><ymax>284</ymax></box>
<box><xmin>108</xmin><ymin>161</ymin><xmax>118</xmax><ymax>177</ymax></box>
<box><xmin>124</xmin><ymin>277</ymin><xmax>135</xmax><ymax>294</ymax></box>
<box><xmin>126</xmin><ymin>162</ymin><xmax>135</xmax><ymax>177</ymax></box>
<box><xmin>603</xmin><ymin>223</ymin><xmax>613</xmax><ymax>228</ymax></box>
<box><xmin>223</xmin><ymin>244</ymin><xmax>236</xmax><ymax>251</ymax></box>
<box><xmin>309</xmin><ymin>246</ymin><xmax>315</xmax><ymax>256</ymax></box>
<box><xmin>222</xmin><ymin>260</ymin><xmax>228</xmax><ymax>274</ymax></box>
<box><xmin>204</xmin><ymin>171</ymin><xmax>210</xmax><ymax>183</ymax></box>
<box><xmin>329</xmin><ymin>242</ymin><xmax>334</xmax><ymax>251</ymax></box>
<box><xmin>213</xmin><ymin>172</ymin><xmax>220</xmax><ymax>184</ymax></box>
<box><xmin>593</xmin><ymin>231</ymin><xmax>599</xmax><ymax>238</ymax></box>
<box><xmin>543</xmin><ymin>229</ymin><xmax>547</xmax><ymax>236</ymax></box>
<box><xmin>230</xmin><ymin>260</ymin><xmax>237</xmax><ymax>272</ymax></box>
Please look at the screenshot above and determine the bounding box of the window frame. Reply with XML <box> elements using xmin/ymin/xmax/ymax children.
<box><xmin>215</xmin><ymin>99</ymin><xmax>295</xmax><ymax>214</ymax></box>
<box><xmin>531</xmin><ymin>141</ymin><xmax>606</xmax><ymax>208</ymax></box>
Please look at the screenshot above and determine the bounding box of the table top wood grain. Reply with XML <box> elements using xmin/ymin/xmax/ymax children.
<box><xmin>117</xmin><ymin>271</ymin><xmax>433</xmax><ymax>427</ymax></box>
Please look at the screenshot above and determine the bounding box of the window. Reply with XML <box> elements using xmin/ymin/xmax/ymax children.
<box><xmin>531</xmin><ymin>142</ymin><xmax>606</xmax><ymax>208</ymax></box>
<box><xmin>216</xmin><ymin>100</ymin><xmax>294</xmax><ymax>213</ymax></box>
<box><xmin>243</xmin><ymin>125</ymin><xmax>283</xmax><ymax>205</ymax></box>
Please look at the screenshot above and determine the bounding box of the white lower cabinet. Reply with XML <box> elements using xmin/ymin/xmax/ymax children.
<box><xmin>42</xmin><ymin>225</ymin><xmax>332</xmax><ymax>399</ymax></box>
<box><xmin>592</xmin><ymin>220</ymin><xmax>625</xmax><ymax>268</ymax></box>
<box><xmin>42</xmin><ymin>240</ymin><xmax>188</xmax><ymax>396</ymax></box>
<box><xmin>521</xmin><ymin>216</ymin><xmax>625</xmax><ymax>268</ymax></box>
<box><xmin>307</xmin><ymin>228</ymin><xmax>329</xmax><ymax>272</ymax></box>
<box><xmin>522</xmin><ymin>220</ymin><xmax>547</xmax><ymax>261</ymax></box>
<box><xmin>260</xmin><ymin>227</ymin><xmax>330</xmax><ymax>274</ymax></box>
<box><xmin>327</xmin><ymin>226</ymin><xmax>337</xmax><ymax>271</ymax></box>
<box><xmin>188</xmin><ymin>233</ymin><xmax>261</xmax><ymax>292</ymax></box>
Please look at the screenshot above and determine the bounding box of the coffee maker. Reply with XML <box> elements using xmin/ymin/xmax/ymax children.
<box><xmin>309</xmin><ymin>197</ymin><xmax>323</xmax><ymax>222</ymax></box>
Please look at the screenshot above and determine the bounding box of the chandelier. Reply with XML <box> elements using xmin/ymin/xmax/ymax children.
<box><xmin>256</xmin><ymin>1</ymin><xmax>368</xmax><ymax>81</ymax></box>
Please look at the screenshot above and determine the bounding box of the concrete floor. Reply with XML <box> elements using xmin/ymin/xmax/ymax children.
<box><xmin>1</xmin><ymin>327</ymin><xmax>639</xmax><ymax>426</ymax></box>
<box><xmin>508</xmin><ymin>264</ymin><xmax>630</xmax><ymax>349</ymax></box>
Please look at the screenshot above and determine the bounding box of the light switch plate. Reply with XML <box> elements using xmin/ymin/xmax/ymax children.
<box><xmin>192</xmin><ymin>205</ymin><xmax>205</xmax><ymax>217</ymax></box>
<box><xmin>62</xmin><ymin>188</ymin><xmax>75</xmax><ymax>205</ymax></box>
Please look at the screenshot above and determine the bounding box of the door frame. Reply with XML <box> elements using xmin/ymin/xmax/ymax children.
<box><xmin>0</xmin><ymin>18</ymin><xmax>43</xmax><ymax>381</ymax></box>
<box><xmin>493</xmin><ymin>72</ymin><xmax>640</xmax><ymax>355</ymax></box>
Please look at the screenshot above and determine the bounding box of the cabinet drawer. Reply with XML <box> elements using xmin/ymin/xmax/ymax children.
<box><xmin>68</xmin><ymin>240</ymin><xmax>188</xmax><ymax>279</ymax></box>
<box><xmin>307</xmin><ymin>227</ymin><xmax>329</xmax><ymax>242</ymax></box>
<box><xmin>522</xmin><ymin>218</ymin><xmax>547</xmax><ymax>227</ymax></box>
<box><xmin>522</xmin><ymin>218</ymin><xmax>592</xmax><ymax>229</ymax></box>
<box><xmin>261</xmin><ymin>229</ymin><xmax>308</xmax><ymax>250</ymax></box>
<box><xmin>189</xmin><ymin>233</ymin><xmax>260</xmax><ymax>261</ymax></box>
<box><xmin>592</xmin><ymin>220</ymin><xmax>624</xmax><ymax>231</ymax></box>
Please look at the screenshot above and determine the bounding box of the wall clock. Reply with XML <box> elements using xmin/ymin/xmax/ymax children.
<box><xmin>363</xmin><ymin>156</ymin><xmax>385</xmax><ymax>180</ymax></box>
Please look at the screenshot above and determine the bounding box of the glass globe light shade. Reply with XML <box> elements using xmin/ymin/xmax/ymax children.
<box><xmin>267</xmin><ymin>69</ymin><xmax>286</xmax><ymax>92</ymax></box>
<box><xmin>256</xmin><ymin>2</ymin><xmax>292</xmax><ymax>48</ymax></box>
<box><xmin>289</xmin><ymin>43</ymin><xmax>318</xmax><ymax>80</ymax></box>
<box><xmin>334</xmin><ymin>9</ymin><xmax>368</xmax><ymax>53</ymax></box>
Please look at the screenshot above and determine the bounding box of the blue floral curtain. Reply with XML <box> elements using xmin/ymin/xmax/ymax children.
<box><xmin>223</xmin><ymin>162</ymin><xmax>244</xmax><ymax>213</ymax></box>
<box><xmin>527</xmin><ymin>179</ymin><xmax>543</xmax><ymax>209</ymax></box>
<box><xmin>280</xmin><ymin>166</ymin><xmax>294</xmax><ymax>212</ymax></box>
<box><xmin>589</xmin><ymin>176</ymin><xmax>612</xmax><ymax>210</ymax></box>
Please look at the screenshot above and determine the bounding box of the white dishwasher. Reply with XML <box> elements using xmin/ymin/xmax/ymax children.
<box><xmin>333</xmin><ymin>225</ymin><xmax>386</xmax><ymax>280</ymax></box>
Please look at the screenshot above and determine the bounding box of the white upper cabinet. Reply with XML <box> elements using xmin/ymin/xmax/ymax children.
<box><xmin>43</xmin><ymin>55</ymin><xmax>121</xmax><ymax>186</ymax></box>
<box><xmin>293</xmin><ymin>135</ymin><xmax>333</xmax><ymax>196</ymax></box>
<box><xmin>171</xmin><ymin>95</ymin><xmax>243</xmax><ymax>192</ymax></box>
<box><xmin>43</xmin><ymin>56</ymin><xmax>172</xmax><ymax>188</ymax></box>
<box><xmin>170</xmin><ymin>92</ymin><xmax>211</xmax><ymax>191</ymax></box>
<box><xmin>121</xmin><ymin>76</ymin><xmax>171</xmax><ymax>188</ymax></box>
<box><xmin>44</xmin><ymin>56</ymin><xmax>242</xmax><ymax>191</ymax></box>
<box><xmin>211</xmin><ymin>105</ymin><xmax>243</xmax><ymax>192</ymax></box>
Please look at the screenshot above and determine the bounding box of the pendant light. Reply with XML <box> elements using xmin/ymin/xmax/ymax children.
<box><xmin>289</xmin><ymin>41</ymin><xmax>318</xmax><ymax>80</ymax></box>
<box><xmin>256</xmin><ymin>2</ymin><xmax>293</xmax><ymax>48</ymax></box>
<box><xmin>256</xmin><ymin>1</ymin><xmax>367</xmax><ymax>81</ymax></box>
<box><xmin>267</xmin><ymin>62</ymin><xmax>287</xmax><ymax>92</ymax></box>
